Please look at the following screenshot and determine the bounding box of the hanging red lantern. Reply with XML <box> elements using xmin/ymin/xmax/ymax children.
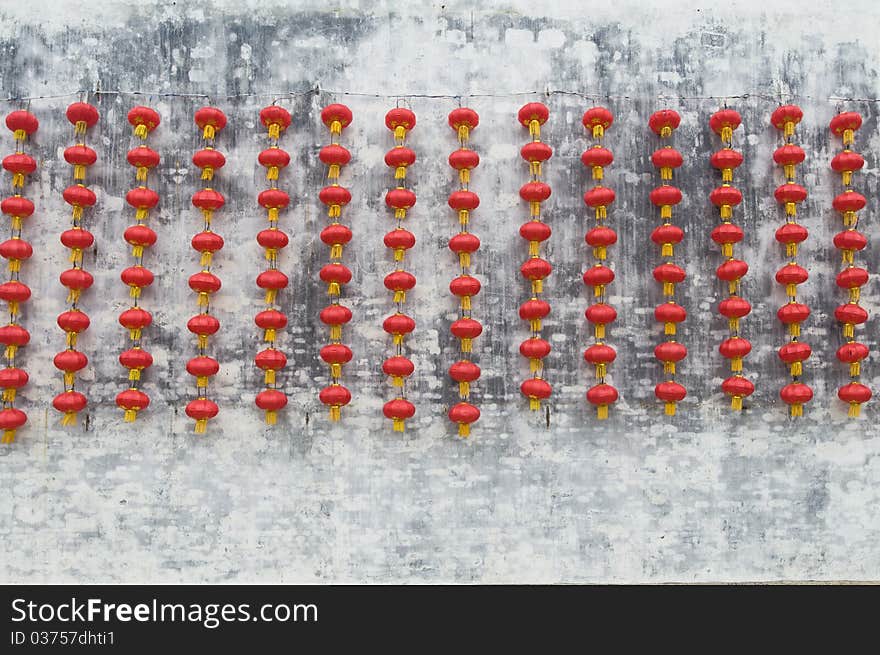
<box><xmin>0</xmin><ymin>407</ymin><xmax>26</xmax><ymax>443</ymax></box>
<box><xmin>448</xmin><ymin>402</ymin><xmax>480</xmax><ymax>437</ymax></box>
<box><xmin>318</xmin><ymin>344</ymin><xmax>350</xmax><ymax>378</ymax></box>
<box><xmin>521</xmin><ymin>338</ymin><xmax>551</xmax><ymax>372</ymax></box>
<box><xmin>255</xmin><ymin>389</ymin><xmax>287</xmax><ymax>425</ymax></box>
<box><xmin>719</xmin><ymin>337</ymin><xmax>752</xmax><ymax>372</ymax></box>
<box><xmin>128</xmin><ymin>106</ymin><xmax>160</xmax><ymax>138</ymax></box>
<box><xmin>259</xmin><ymin>105</ymin><xmax>291</xmax><ymax>139</ymax></box>
<box><xmin>772</xmin><ymin>104</ymin><xmax>811</xmax><ymax>416</ymax></box>
<box><xmin>586</xmin><ymin>384</ymin><xmax>619</xmax><ymax>419</ymax></box>
<box><xmin>119</xmin><ymin>307</ymin><xmax>152</xmax><ymax>340</ymax></box>
<box><xmin>116</xmin><ymin>389</ymin><xmax>150</xmax><ymax>422</ymax></box>
<box><xmin>256</xmin><ymin>348</ymin><xmax>288</xmax><ymax>384</ymax></box>
<box><xmin>319</xmin><ymin>385</ymin><xmax>351</xmax><ymax>421</ymax></box>
<box><xmin>257</xmin><ymin>269</ymin><xmax>289</xmax><ymax>304</ymax></box>
<box><xmin>321</xmin><ymin>104</ymin><xmax>353</xmax><ymax>135</ymax></box>
<box><xmin>188</xmin><ymin>107</ymin><xmax>226</xmax><ymax>433</ymax></box>
<box><xmin>6</xmin><ymin>110</ymin><xmax>38</xmax><ymax>138</ymax></box>
<box><xmin>831</xmin><ymin>150</ymin><xmax>864</xmax><ymax>185</ymax></box>
<box><xmin>53</xmin><ymin>390</ymin><xmax>87</xmax><ymax>426</ymax></box>
<box><xmin>320</xmin><ymin>304</ymin><xmax>351</xmax><ymax>340</ymax></box>
<box><xmin>66</xmin><ymin>102</ymin><xmax>99</xmax><ymax>134</ymax></box>
<box><xmin>838</xmin><ymin>383</ymin><xmax>872</xmax><ymax>418</ymax></box>
<box><xmin>383</xmin><ymin>397</ymin><xmax>416</xmax><ymax>432</ymax></box>
<box><xmin>584</xmin><ymin>303</ymin><xmax>617</xmax><ymax>339</ymax></box>
<box><xmin>259</xmin><ymin>147</ymin><xmax>290</xmax><ymax>181</ymax></box>
<box><xmin>383</xmin><ymin>356</ymin><xmax>414</xmax><ymax>387</ymax></box>
<box><xmin>119</xmin><ymin>347</ymin><xmax>153</xmax><ymax>381</ymax></box>
<box><xmin>517</xmin><ymin>102</ymin><xmax>552</xmax><ymax>411</ymax></box>
<box><xmin>655</xmin><ymin>380</ymin><xmax>686</xmax><ymax>415</ymax></box>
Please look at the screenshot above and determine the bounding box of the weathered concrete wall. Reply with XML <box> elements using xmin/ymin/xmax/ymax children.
<box><xmin>1</xmin><ymin>0</ymin><xmax>879</xmax><ymax>582</ymax></box>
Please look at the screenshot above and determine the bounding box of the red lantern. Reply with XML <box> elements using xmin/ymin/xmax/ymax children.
<box><xmin>255</xmin><ymin>389</ymin><xmax>288</xmax><ymax>424</ymax></box>
<box><xmin>583</xmin><ymin>107</ymin><xmax>613</xmax><ymax>138</ymax></box>
<box><xmin>321</xmin><ymin>104</ymin><xmax>353</xmax><ymax>134</ymax></box>
<box><xmin>318</xmin><ymin>344</ymin><xmax>349</xmax><ymax>380</ymax></box>
<box><xmin>448</xmin><ymin>402</ymin><xmax>480</xmax><ymax>437</ymax></box>
<box><xmin>586</xmin><ymin>384</ymin><xmax>618</xmax><ymax>419</ymax></box>
<box><xmin>780</xmin><ymin>382</ymin><xmax>812</xmax><ymax>417</ymax></box>
<box><xmin>186</xmin><ymin>356</ymin><xmax>220</xmax><ymax>387</ymax></box>
<box><xmin>319</xmin><ymin>385</ymin><xmax>352</xmax><ymax>420</ymax></box>
<box><xmin>584</xmin><ymin>344</ymin><xmax>616</xmax><ymax>378</ymax></box>
<box><xmin>66</xmin><ymin>102</ymin><xmax>99</xmax><ymax>133</ymax></box>
<box><xmin>709</xmin><ymin>109</ymin><xmax>741</xmax><ymax>139</ymax></box>
<box><xmin>194</xmin><ymin>106</ymin><xmax>226</xmax><ymax>140</ymax></box>
<box><xmin>127</xmin><ymin>146</ymin><xmax>160</xmax><ymax>181</ymax></box>
<box><xmin>383</xmin><ymin>397</ymin><xmax>415</xmax><ymax>432</ymax></box>
<box><xmin>838</xmin><ymin>383</ymin><xmax>871</xmax><ymax>418</ymax></box>
<box><xmin>0</xmin><ymin>407</ymin><xmax>27</xmax><ymax>443</ymax></box>
<box><xmin>382</xmin><ymin>356</ymin><xmax>414</xmax><ymax>387</ymax></box>
<box><xmin>449</xmin><ymin>360</ymin><xmax>481</xmax><ymax>397</ymax></box>
<box><xmin>256</xmin><ymin>348</ymin><xmax>288</xmax><ymax>384</ymax></box>
<box><xmin>128</xmin><ymin>106</ymin><xmax>160</xmax><ymax>137</ymax></box>
<box><xmin>648</xmin><ymin>109</ymin><xmax>680</xmax><ymax>137</ymax></box>
<box><xmin>651</xmin><ymin>148</ymin><xmax>683</xmax><ymax>180</ymax></box>
<box><xmin>185</xmin><ymin>398</ymin><xmax>219</xmax><ymax>433</ymax></box>
<box><xmin>521</xmin><ymin>338</ymin><xmax>551</xmax><ymax>371</ymax></box>
<box><xmin>655</xmin><ymin>380</ymin><xmax>686</xmax><ymax>415</ymax></box>
<box><xmin>722</xmin><ymin>376</ymin><xmax>754</xmax><ymax>409</ymax></box>
<box><xmin>116</xmin><ymin>389</ymin><xmax>150</xmax><ymax>422</ymax></box>
<box><xmin>6</xmin><ymin>110</ymin><xmax>38</xmax><ymax>137</ymax></box>
<box><xmin>778</xmin><ymin>341</ymin><xmax>812</xmax><ymax>379</ymax></box>
<box><xmin>192</xmin><ymin>148</ymin><xmax>226</xmax><ymax>181</ymax></box>
<box><xmin>520</xmin><ymin>378</ymin><xmax>552</xmax><ymax>410</ymax></box>
<box><xmin>53</xmin><ymin>390</ymin><xmax>87</xmax><ymax>426</ymax></box>
<box><xmin>259</xmin><ymin>105</ymin><xmax>291</xmax><ymax>139</ymax></box>
<box><xmin>450</xmin><ymin>318</ymin><xmax>482</xmax><ymax>352</ymax></box>
<box><xmin>320</xmin><ymin>263</ymin><xmax>352</xmax><ymax>296</ymax></box>
<box><xmin>119</xmin><ymin>348</ymin><xmax>153</xmax><ymax>381</ymax></box>
<box><xmin>119</xmin><ymin>307</ymin><xmax>152</xmax><ymax>340</ymax></box>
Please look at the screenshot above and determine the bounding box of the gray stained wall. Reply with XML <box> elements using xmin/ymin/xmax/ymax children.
<box><xmin>1</xmin><ymin>0</ymin><xmax>879</xmax><ymax>582</ymax></box>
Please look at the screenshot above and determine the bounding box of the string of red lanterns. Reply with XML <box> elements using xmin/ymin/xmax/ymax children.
<box><xmin>649</xmin><ymin>109</ymin><xmax>687</xmax><ymax>415</ymax></box>
<box><xmin>253</xmin><ymin>105</ymin><xmax>291</xmax><ymax>425</ymax></box>
<box><xmin>447</xmin><ymin>107</ymin><xmax>482</xmax><ymax>437</ymax></box>
<box><xmin>0</xmin><ymin>109</ymin><xmax>38</xmax><ymax>442</ymax></box>
<box><xmin>771</xmin><ymin>105</ymin><xmax>812</xmax><ymax>417</ymax></box>
<box><xmin>829</xmin><ymin>111</ymin><xmax>871</xmax><ymax>417</ymax></box>
<box><xmin>709</xmin><ymin>108</ymin><xmax>754</xmax><ymax>410</ymax></box>
<box><xmin>382</xmin><ymin>107</ymin><xmax>417</xmax><ymax>432</ymax></box>
<box><xmin>317</xmin><ymin>103</ymin><xmax>354</xmax><ymax>422</ymax></box>
<box><xmin>116</xmin><ymin>106</ymin><xmax>160</xmax><ymax>423</ymax></box>
<box><xmin>517</xmin><ymin>102</ymin><xmax>552</xmax><ymax>412</ymax></box>
<box><xmin>53</xmin><ymin>101</ymin><xmax>99</xmax><ymax>426</ymax></box>
<box><xmin>581</xmin><ymin>106</ymin><xmax>618</xmax><ymax>419</ymax></box>
<box><xmin>186</xmin><ymin>106</ymin><xmax>226</xmax><ymax>433</ymax></box>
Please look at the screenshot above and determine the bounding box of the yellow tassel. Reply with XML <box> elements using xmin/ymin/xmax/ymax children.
<box><xmin>728</xmin><ymin>318</ymin><xmax>740</xmax><ymax>332</ymax></box>
<box><xmin>329</xmin><ymin>362</ymin><xmax>341</xmax><ymax>378</ymax></box>
<box><xmin>392</xmin><ymin>417</ymin><xmax>405</xmax><ymax>431</ymax></box>
<box><xmin>124</xmin><ymin>409</ymin><xmax>137</xmax><ymax>422</ymax></box>
<box><xmin>786</xmin><ymin>242</ymin><xmax>798</xmax><ymax>258</ymax></box>
<box><xmin>200</xmin><ymin>251</ymin><xmax>212</xmax><ymax>267</ymax></box>
<box><xmin>592</xmin><ymin>165</ymin><xmax>603</xmax><ymax>181</ymax></box>
<box><xmin>597</xmin><ymin>404</ymin><xmax>609</xmax><ymax>420</ymax></box>
<box><xmin>329</xmin><ymin>244</ymin><xmax>342</xmax><ymax>260</ymax></box>
<box><xmin>530</xmin><ymin>161</ymin><xmax>541</xmax><ymax>176</ymax></box>
<box><xmin>265</xmin><ymin>369</ymin><xmax>276</xmax><ymax>385</ymax></box>
<box><xmin>265</xmin><ymin>410</ymin><xmax>277</xmax><ymax>425</ymax></box>
<box><xmin>391</xmin><ymin>375</ymin><xmax>403</xmax><ymax>387</ymax></box>
<box><xmin>790</xmin><ymin>361</ymin><xmax>802</xmax><ymax>377</ymax></box>
<box><xmin>11</xmin><ymin>216</ymin><xmax>21</xmax><ymax>231</ymax></box>
<box><xmin>395</xmin><ymin>208</ymin><xmax>407</xmax><ymax>220</ymax></box>
<box><xmin>328</xmin><ymin>164</ymin><xmax>340</xmax><ymax>179</ymax></box>
<box><xmin>330</xmin><ymin>120</ymin><xmax>342</xmax><ymax>135</ymax></box>
<box><xmin>136</xmin><ymin>166</ymin><xmax>148</xmax><ymax>182</ymax></box>
<box><xmin>198</xmin><ymin>334</ymin><xmax>208</xmax><ymax>349</ymax></box>
<box><xmin>784</xmin><ymin>164</ymin><xmax>795</xmax><ymax>180</ymax></box>
<box><xmin>134</xmin><ymin>124</ymin><xmax>148</xmax><ymax>139</ymax></box>
<box><xmin>664</xmin><ymin>401</ymin><xmax>676</xmax><ymax>415</ymax></box>
<box><xmin>529</xmin><ymin>240</ymin><xmax>540</xmax><ymax>257</ymax></box>
<box><xmin>132</xmin><ymin>245</ymin><xmax>144</xmax><ymax>258</ymax></box>
<box><xmin>593</xmin><ymin>284</ymin><xmax>604</xmax><ymax>298</ymax></box>
<box><xmin>722</xmin><ymin>168</ymin><xmax>733</xmax><ymax>183</ymax></box>
<box><xmin>201</xmin><ymin>209</ymin><xmax>213</xmax><ymax>225</ymax></box>
<box><xmin>395</xmin><ymin>165</ymin><xmax>406</xmax><ymax>179</ymax></box>
<box><xmin>596</xmin><ymin>363</ymin><xmax>606</xmax><ymax>379</ymax></box>
<box><xmin>66</xmin><ymin>332</ymin><xmax>77</xmax><ymax>348</ymax></box>
<box><xmin>392</xmin><ymin>333</ymin><xmax>403</xmax><ymax>346</ymax></box>
<box><xmin>660</xmin><ymin>126</ymin><xmax>672</xmax><ymax>138</ymax></box>
<box><xmin>721</xmin><ymin>243</ymin><xmax>732</xmax><ymax>257</ymax></box>
<box><xmin>662</xmin><ymin>281</ymin><xmax>674</xmax><ymax>296</ymax></box>
<box><xmin>789</xmin><ymin>403</ymin><xmax>803</xmax><ymax>417</ymax></box>
<box><xmin>664</xmin><ymin>361</ymin><xmax>676</xmax><ymax>375</ymax></box>
<box><xmin>0</xmin><ymin>429</ymin><xmax>15</xmax><ymax>444</ymax></box>
<box><xmin>458</xmin><ymin>125</ymin><xmax>469</xmax><ymax>141</ymax></box>
<box><xmin>783</xmin><ymin>121</ymin><xmax>795</xmax><ymax>138</ymax></box>
<box><xmin>528</xmin><ymin>120</ymin><xmax>541</xmax><ymax>139</ymax></box>
<box><xmin>843</xmin><ymin>211</ymin><xmax>857</xmax><ymax>228</ymax></box>
<box><xmin>197</xmin><ymin>292</ymin><xmax>209</xmax><ymax>307</ymax></box>
<box><xmin>785</xmin><ymin>202</ymin><xmax>797</xmax><ymax>217</ymax></box>
<box><xmin>329</xmin><ymin>405</ymin><xmax>341</xmax><ymax>421</ymax></box>
<box><xmin>129</xmin><ymin>328</ymin><xmax>142</xmax><ymax>340</ymax></box>
<box><xmin>69</xmin><ymin>247</ymin><xmax>81</xmax><ymax>263</ymax></box>
<box><xmin>459</xmin><ymin>169</ymin><xmax>470</xmax><ymax>185</ymax></box>
<box><xmin>461</xmin><ymin>295</ymin><xmax>471</xmax><ymax>311</ymax></box>
<box><xmin>730</xmin><ymin>356</ymin><xmax>743</xmax><ymax>373</ymax></box>
<box><xmin>330</xmin><ymin>325</ymin><xmax>341</xmax><ymax>340</ymax></box>
<box><xmin>268</xmin><ymin>123</ymin><xmax>281</xmax><ymax>140</ymax></box>
<box><xmin>201</xmin><ymin>167</ymin><xmax>213</xmax><ymax>181</ymax></box>
<box><xmin>661</xmin><ymin>167</ymin><xmax>672</xmax><ymax>181</ymax></box>
<box><xmin>664</xmin><ymin>322</ymin><xmax>676</xmax><ymax>336</ymax></box>
<box><xmin>328</xmin><ymin>205</ymin><xmax>340</xmax><ymax>218</ymax></box>
<box><xmin>788</xmin><ymin>323</ymin><xmax>800</xmax><ymax>337</ymax></box>
<box><xmin>75</xmin><ymin>120</ymin><xmax>87</xmax><ymax>135</ymax></box>
<box><xmin>530</xmin><ymin>202</ymin><xmax>541</xmax><ymax>217</ymax></box>
<box><xmin>129</xmin><ymin>368</ymin><xmax>141</xmax><ymax>381</ymax></box>
<box><xmin>459</xmin><ymin>210</ymin><xmax>469</xmax><ymax>226</ymax></box>
<box><xmin>264</xmin><ymin>328</ymin><xmax>276</xmax><ymax>342</ymax></box>
<box><xmin>459</xmin><ymin>380</ymin><xmax>470</xmax><ymax>397</ymax></box>
<box><xmin>843</xmin><ymin>323</ymin><xmax>854</xmax><ymax>338</ymax></box>
<box><xmin>660</xmin><ymin>205</ymin><xmax>671</xmax><ymax>219</ymax></box>
<box><xmin>3</xmin><ymin>345</ymin><xmax>15</xmax><ymax>360</ymax></box>
<box><xmin>394</xmin><ymin>125</ymin><xmax>406</xmax><ymax>141</ymax></box>
<box><xmin>458</xmin><ymin>422</ymin><xmax>470</xmax><ymax>437</ymax></box>
<box><xmin>842</xmin><ymin>128</ymin><xmax>854</xmax><ymax>146</ymax></box>
<box><xmin>265</xmin><ymin>289</ymin><xmax>277</xmax><ymax>304</ymax></box>
<box><xmin>203</xmin><ymin>125</ymin><xmax>215</xmax><ymax>140</ymax></box>
<box><xmin>728</xmin><ymin>280</ymin><xmax>739</xmax><ymax>295</ymax></box>
<box><xmin>786</xmin><ymin>283</ymin><xmax>797</xmax><ymax>298</ymax></box>
<box><xmin>194</xmin><ymin>418</ymin><xmax>207</xmax><ymax>433</ymax></box>
<box><xmin>329</xmin><ymin>282</ymin><xmax>341</xmax><ymax>297</ymax></box>
<box><xmin>459</xmin><ymin>252</ymin><xmax>470</xmax><ymax>268</ymax></box>
<box><xmin>842</xmin><ymin>170</ymin><xmax>852</xmax><ymax>186</ymax></box>
<box><xmin>393</xmin><ymin>247</ymin><xmax>404</xmax><ymax>262</ymax></box>
<box><xmin>268</xmin><ymin>207</ymin><xmax>279</xmax><ymax>222</ymax></box>
<box><xmin>594</xmin><ymin>246</ymin><xmax>606</xmax><ymax>261</ymax></box>
<box><xmin>850</xmin><ymin>361</ymin><xmax>860</xmax><ymax>377</ymax></box>
<box><xmin>136</xmin><ymin>208</ymin><xmax>149</xmax><ymax>221</ymax></box>
<box><xmin>529</xmin><ymin>397</ymin><xmax>541</xmax><ymax>411</ymax></box>
<box><xmin>72</xmin><ymin>205</ymin><xmax>83</xmax><ymax>221</ymax></box>
<box><xmin>12</xmin><ymin>172</ymin><xmax>24</xmax><ymax>187</ymax></box>
<box><xmin>13</xmin><ymin>129</ymin><xmax>26</xmax><ymax>141</ymax></box>
<box><xmin>848</xmin><ymin>402</ymin><xmax>860</xmax><ymax>418</ymax></box>
<box><xmin>529</xmin><ymin>319</ymin><xmax>541</xmax><ymax>332</ymax></box>
<box><xmin>266</xmin><ymin>166</ymin><xmax>279</xmax><ymax>181</ymax></box>
<box><xmin>661</xmin><ymin>243</ymin><xmax>673</xmax><ymax>258</ymax></box>
<box><xmin>594</xmin><ymin>324</ymin><xmax>605</xmax><ymax>339</ymax></box>
<box><xmin>595</xmin><ymin>206</ymin><xmax>607</xmax><ymax>220</ymax></box>
<box><xmin>841</xmin><ymin>249</ymin><xmax>853</xmax><ymax>265</ymax></box>
<box><xmin>264</xmin><ymin>247</ymin><xmax>278</xmax><ymax>262</ymax></box>
<box><xmin>129</xmin><ymin>285</ymin><xmax>141</xmax><ymax>299</ymax></box>
<box><xmin>731</xmin><ymin>395</ymin><xmax>742</xmax><ymax>410</ymax></box>
<box><xmin>61</xmin><ymin>411</ymin><xmax>77</xmax><ymax>426</ymax></box>
<box><xmin>8</xmin><ymin>301</ymin><xmax>18</xmax><ymax>316</ymax></box>
<box><xmin>8</xmin><ymin>259</ymin><xmax>20</xmax><ymax>273</ymax></box>
<box><xmin>720</xmin><ymin>205</ymin><xmax>732</xmax><ymax>219</ymax></box>
<box><xmin>529</xmin><ymin>358</ymin><xmax>541</xmax><ymax>373</ymax></box>
<box><xmin>2</xmin><ymin>388</ymin><xmax>15</xmax><ymax>402</ymax></box>
<box><xmin>531</xmin><ymin>279</ymin><xmax>542</xmax><ymax>295</ymax></box>
<box><xmin>461</xmin><ymin>337</ymin><xmax>472</xmax><ymax>352</ymax></box>
<box><xmin>66</xmin><ymin>288</ymin><xmax>81</xmax><ymax>304</ymax></box>
<box><xmin>721</xmin><ymin>126</ymin><xmax>733</xmax><ymax>143</ymax></box>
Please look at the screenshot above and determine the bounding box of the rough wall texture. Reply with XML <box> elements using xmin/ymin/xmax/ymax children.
<box><xmin>1</xmin><ymin>0</ymin><xmax>879</xmax><ymax>583</ymax></box>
